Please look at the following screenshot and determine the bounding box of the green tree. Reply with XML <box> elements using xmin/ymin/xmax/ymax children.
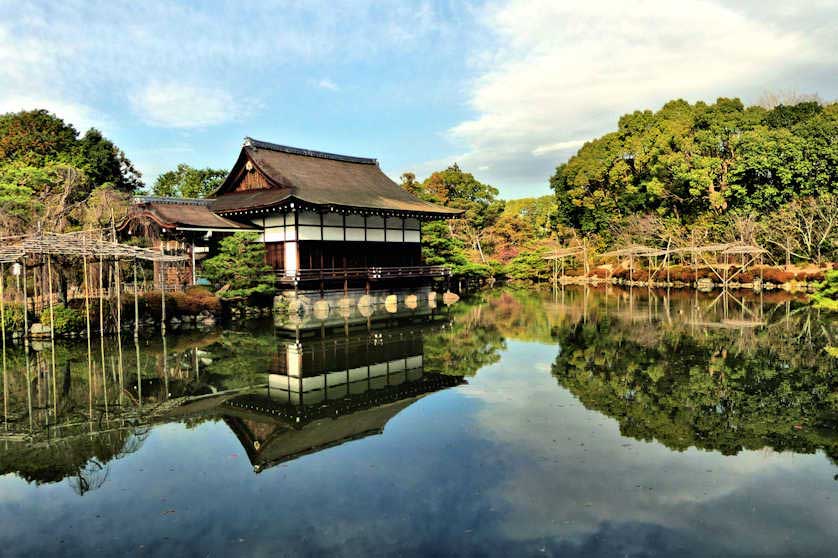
<box><xmin>812</xmin><ymin>270</ymin><xmax>838</xmax><ymax>311</ymax></box>
<box><xmin>419</xmin><ymin>164</ymin><xmax>504</xmax><ymax>263</ymax></box>
<box><xmin>152</xmin><ymin>164</ymin><xmax>227</xmax><ymax>198</ymax></box>
<box><xmin>202</xmin><ymin>232</ymin><xmax>273</xmax><ymax>298</ymax></box>
<box><xmin>0</xmin><ymin>109</ymin><xmax>141</xmax><ymax>234</ymax></box>
<box><xmin>549</xmin><ymin>97</ymin><xmax>837</xmax><ymax>242</ymax></box>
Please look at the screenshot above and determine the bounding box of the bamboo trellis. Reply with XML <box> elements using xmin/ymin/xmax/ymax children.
<box><xmin>545</xmin><ymin>241</ymin><xmax>768</xmax><ymax>289</ymax></box>
<box><xmin>0</xmin><ymin>230</ymin><xmax>184</xmax><ymax>263</ymax></box>
<box><xmin>0</xmin><ymin>230</ymin><xmax>187</xmax><ymax>341</ymax></box>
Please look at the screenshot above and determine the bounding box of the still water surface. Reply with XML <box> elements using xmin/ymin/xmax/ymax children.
<box><xmin>0</xmin><ymin>288</ymin><xmax>836</xmax><ymax>557</ymax></box>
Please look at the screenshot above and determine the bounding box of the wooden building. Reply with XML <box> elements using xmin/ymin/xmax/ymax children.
<box><xmin>122</xmin><ymin>196</ymin><xmax>255</xmax><ymax>289</ymax></box>
<box><xmin>210</xmin><ymin>138</ymin><xmax>462</xmax><ymax>288</ymax></box>
<box><xmin>125</xmin><ymin>138</ymin><xmax>462</xmax><ymax>290</ymax></box>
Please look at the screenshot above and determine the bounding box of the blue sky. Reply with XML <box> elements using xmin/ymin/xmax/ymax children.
<box><xmin>1</xmin><ymin>1</ymin><xmax>837</xmax><ymax>199</ymax></box>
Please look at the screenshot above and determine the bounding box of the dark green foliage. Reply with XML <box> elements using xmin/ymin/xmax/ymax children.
<box><xmin>0</xmin><ymin>303</ymin><xmax>25</xmax><ymax>333</ymax></box>
<box><xmin>812</xmin><ymin>270</ymin><xmax>838</xmax><ymax>311</ymax></box>
<box><xmin>152</xmin><ymin>163</ymin><xmax>227</xmax><ymax>198</ymax></box>
<box><xmin>202</xmin><ymin>232</ymin><xmax>274</xmax><ymax>298</ymax></box>
<box><xmin>504</xmin><ymin>250</ymin><xmax>553</xmax><ymax>282</ymax></box>
<box><xmin>42</xmin><ymin>304</ymin><xmax>85</xmax><ymax>334</ymax></box>
<box><xmin>550</xmin><ymin>98</ymin><xmax>838</xmax><ymax>238</ymax></box>
<box><xmin>0</xmin><ymin>109</ymin><xmax>141</xmax><ymax>233</ymax></box>
<box><xmin>552</xmin><ymin>313</ymin><xmax>837</xmax><ymax>456</ymax></box>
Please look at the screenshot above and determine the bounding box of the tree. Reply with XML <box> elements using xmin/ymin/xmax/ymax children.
<box><xmin>0</xmin><ymin>109</ymin><xmax>141</xmax><ymax>234</ymax></box>
<box><xmin>399</xmin><ymin>172</ymin><xmax>421</xmax><ymax>197</ymax></box>
<box><xmin>152</xmin><ymin>164</ymin><xmax>227</xmax><ymax>198</ymax></box>
<box><xmin>202</xmin><ymin>232</ymin><xmax>273</xmax><ymax>298</ymax></box>
<box><xmin>549</xmin><ymin>97</ymin><xmax>838</xmax><ymax>242</ymax></box>
<box><xmin>812</xmin><ymin>270</ymin><xmax>838</xmax><ymax>311</ymax></box>
<box><xmin>419</xmin><ymin>164</ymin><xmax>504</xmax><ymax>263</ymax></box>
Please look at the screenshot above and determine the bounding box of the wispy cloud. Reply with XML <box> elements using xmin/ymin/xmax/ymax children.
<box><xmin>317</xmin><ymin>79</ymin><xmax>339</xmax><ymax>91</ymax></box>
<box><xmin>0</xmin><ymin>95</ymin><xmax>109</xmax><ymax>134</ymax></box>
<box><xmin>130</xmin><ymin>82</ymin><xmax>246</xmax><ymax>128</ymax></box>
<box><xmin>531</xmin><ymin>140</ymin><xmax>586</xmax><ymax>157</ymax></box>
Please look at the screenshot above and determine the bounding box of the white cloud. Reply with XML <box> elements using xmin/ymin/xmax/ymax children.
<box><xmin>317</xmin><ymin>79</ymin><xmax>339</xmax><ymax>91</ymax></box>
<box><xmin>0</xmin><ymin>95</ymin><xmax>109</xmax><ymax>134</ymax></box>
<box><xmin>130</xmin><ymin>82</ymin><xmax>244</xmax><ymax>128</ymax></box>
<box><xmin>444</xmin><ymin>0</ymin><xmax>838</xmax><ymax>196</ymax></box>
<box><xmin>532</xmin><ymin>139</ymin><xmax>586</xmax><ymax>157</ymax></box>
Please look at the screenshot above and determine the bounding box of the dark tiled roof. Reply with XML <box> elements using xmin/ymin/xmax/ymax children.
<box><xmin>211</xmin><ymin>138</ymin><xmax>463</xmax><ymax>217</ymax></box>
<box><xmin>130</xmin><ymin>198</ymin><xmax>254</xmax><ymax>230</ymax></box>
<box><xmin>209</xmin><ymin>189</ymin><xmax>292</xmax><ymax>213</ymax></box>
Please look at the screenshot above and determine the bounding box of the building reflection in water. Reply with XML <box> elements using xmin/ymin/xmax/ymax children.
<box><xmin>218</xmin><ymin>322</ymin><xmax>466</xmax><ymax>472</ymax></box>
<box><xmin>0</xmin><ymin>310</ymin><xmax>465</xmax><ymax>487</ymax></box>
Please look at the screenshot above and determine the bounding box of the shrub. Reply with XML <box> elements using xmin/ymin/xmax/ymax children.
<box><xmin>762</xmin><ymin>269</ymin><xmax>795</xmax><ymax>283</ymax></box>
<box><xmin>140</xmin><ymin>291</ymin><xmax>178</xmax><ymax>321</ymax></box>
<box><xmin>0</xmin><ymin>303</ymin><xmax>25</xmax><ymax>333</ymax></box>
<box><xmin>179</xmin><ymin>290</ymin><xmax>222</xmax><ymax>315</ymax></box>
<box><xmin>812</xmin><ymin>270</ymin><xmax>838</xmax><ymax>311</ymax></box>
<box><xmin>42</xmin><ymin>304</ymin><xmax>85</xmax><ymax>334</ymax></box>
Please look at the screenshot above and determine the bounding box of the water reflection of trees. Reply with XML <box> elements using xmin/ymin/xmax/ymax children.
<box><xmin>545</xmin><ymin>289</ymin><xmax>837</xmax><ymax>461</ymax></box>
<box><xmin>431</xmin><ymin>287</ymin><xmax>836</xmax><ymax>461</ymax></box>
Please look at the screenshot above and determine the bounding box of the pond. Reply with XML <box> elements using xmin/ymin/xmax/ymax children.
<box><xmin>0</xmin><ymin>287</ymin><xmax>836</xmax><ymax>557</ymax></box>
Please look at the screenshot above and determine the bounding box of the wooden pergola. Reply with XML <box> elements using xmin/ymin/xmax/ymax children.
<box><xmin>545</xmin><ymin>239</ymin><xmax>769</xmax><ymax>289</ymax></box>
<box><xmin>0</xmin><ymin>230</ymin><xmax>186</xmax><ymax>342</ymax></box>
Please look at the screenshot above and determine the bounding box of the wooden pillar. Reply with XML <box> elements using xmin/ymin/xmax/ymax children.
<box><xmin>114</xmin><ymin>258</ymin><xmax>124</xmax><ymax>409</ymax></box>
<box><xmin>31</xmin><ymin>264</ymin><xmax>38</xmax><ymax>315</ymax></box>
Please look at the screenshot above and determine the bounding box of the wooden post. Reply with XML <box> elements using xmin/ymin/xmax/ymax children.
<box><xmin>114</xmin><ymin>258</ymin><xmax>124</xmax><ymax>410</ymax></box>
<box><xmin>83</xmin><ymin>255</ymin><xmax>93</xmax><ymax>416</ymax></box>
<box><xmin>98</xmin><ymin>255</ymin><xmax>107</xmax><ymax>420</ymax></box>
<box><xmin>22</xmin><ymin>260</ymin><xmax>29</xmax><ymax>342</ymax></box>
<box><xmin>160</xmin><ymin>262</ymin><xmax>166</xmax><ymax>336</ymax></box>
<box><xmin>133</xmin><ymin>260</ymin><xmax>140</xmax><ymax>340</ymax></box>
<box><xmin>31</xmin><ymin>264</ymin><xmax>37</xmax><ymax>315</ymax></box>
<box><xmin>1</xmin><ymin>263</ymin><xmax>7</xmax><ymax>430</ymax></box>
<box><xmin>47</xmin><ymin>257</ymin><xmax>58</xmax><ymax>417</ymax></box>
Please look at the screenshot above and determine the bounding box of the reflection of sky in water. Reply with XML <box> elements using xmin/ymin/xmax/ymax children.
<box><xmin>0</xmin><ymin>338</ymin><xmax>836</xmax><ymax>556</ymax></box>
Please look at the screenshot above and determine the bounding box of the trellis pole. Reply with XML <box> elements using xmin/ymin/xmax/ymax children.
<box><xmin>22</xmin><ymin>259</ymin><xmax>29</xmax><ymax>342</ymax></box>
<box><xmin>83</xmin><ymin>255</ymin><xmax>93</xmax><ymax>413</ymax></box>
<box><xmin>1</xmin><ymin>263</ymin><xmax>7</xmax><ymax>431</ymax></box>
<box><xmin>114</xmin><ymin>257</ymin><xmax>124</xmax><ymax>409</ymax></box>
<box><xmin>98</xmin><ymin>254</ymin><xmax>108</xmax><ymax>418</ymax></box>
<box><xmin>47</xmin><ymin>257</ymin><xmax>58</xmax><ymax>417</ymax></box>
<box><xmin>133</xmin><ymin>260</ymin><xmax>140</xmax><ymax>340</ymax></box>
